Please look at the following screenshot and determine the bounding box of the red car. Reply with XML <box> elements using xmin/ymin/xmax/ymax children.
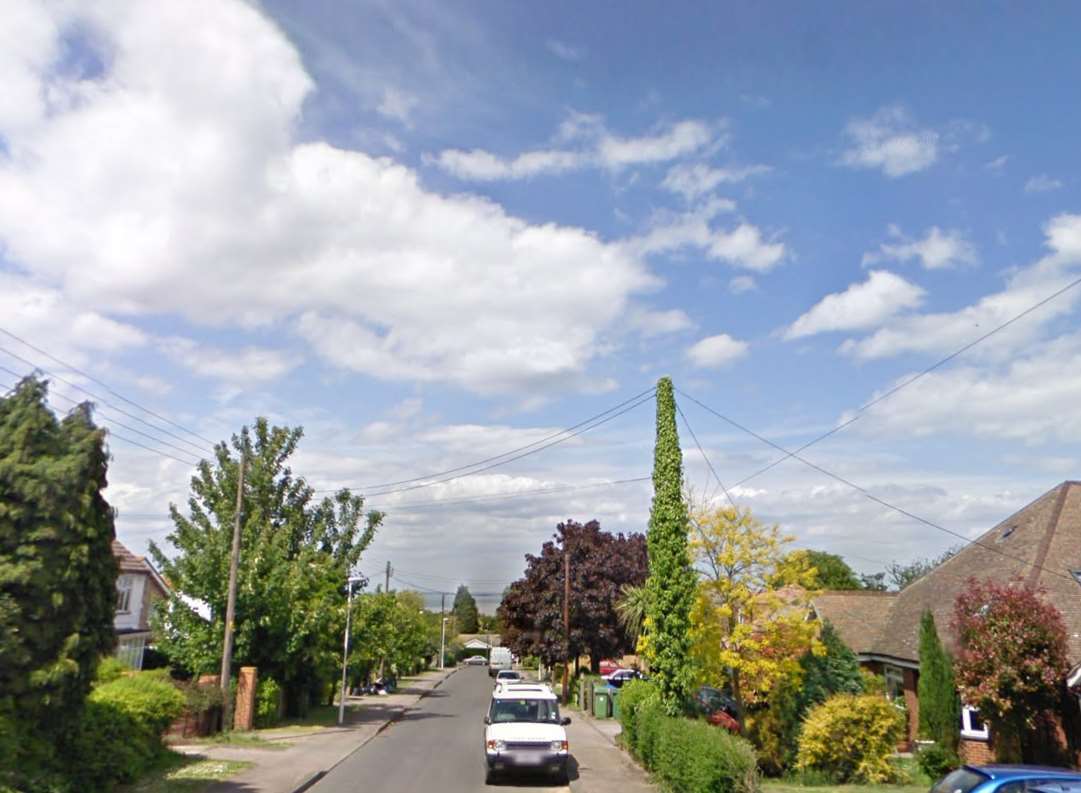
<box><xmin>598</xmin><ymin>660</ymin><xmax>622</xmax><ymax>676</ymax></box>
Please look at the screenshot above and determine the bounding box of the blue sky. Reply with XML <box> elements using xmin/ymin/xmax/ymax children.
<box><xmin>2</xmin><ymin>1</ymin><xmax>1080</xmax><ymax>608</ymax></box>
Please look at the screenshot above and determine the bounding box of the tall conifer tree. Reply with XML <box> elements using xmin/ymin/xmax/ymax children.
<box><xmin>918</xmin><ymin>610</ymin><xmax>959</xmax><ymax>750</ymax></box>
<box><xmin>643</xmin><ymin>377</ymin><xmax>697</xmax><ymax>713</ymax></box>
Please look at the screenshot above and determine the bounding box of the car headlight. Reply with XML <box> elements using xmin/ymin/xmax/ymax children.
<box><xmin>486</xmin><ymin>739</ymin><xmax>506</xmax><ymax>751</ymax></box>
<box><xmin>550</xmin><ymin>740</ymin><xmax>569</xmax><ymax>752</ymax></box>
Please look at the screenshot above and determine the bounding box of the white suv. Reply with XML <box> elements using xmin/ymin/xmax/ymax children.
<box><xmin>483</xmin><ymin>684</ymin><xmax>570</xmax><ymax>784</ymax></box>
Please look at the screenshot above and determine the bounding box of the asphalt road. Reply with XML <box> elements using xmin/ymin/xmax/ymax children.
<box><xmin>310</xmin><ymin>666</ymin><xmax>574</xmax><ymax>793</ymax></box>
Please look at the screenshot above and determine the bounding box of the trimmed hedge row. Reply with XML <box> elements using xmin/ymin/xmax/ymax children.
<box><xmin>618</xmin><ymin>680</ymin><xmax>759</xmax><ymax>793</ymax></box>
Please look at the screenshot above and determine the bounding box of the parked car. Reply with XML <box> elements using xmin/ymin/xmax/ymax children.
<box><xmin>602</xmin><ymin>669</ymin><xmax>646</xmax><ymax>688</ymax></box>
<box><xmin>932</xmin><ymin>766</ymin><xmax>1081</xmax><ymax>793</ymax></box>
<box><xmin>691</xmin><ymin>685</ymin><xmax>741</xmax><ymax>732</ymax></box>
<box><xmin>494</xmin><ymin>670</ymin><xmax>523</xmax><ymax>690</ymax></box>
<box><xmin>598</xmin><ymin>659</ymin><xmax>622</xmax><ymax>676</ymax></box>
<box><xmin>464</xmin><ymin>655</ymin><xmax>487</xmax><ymax>665</ymax></box>
<box><xmin>488</xmin><ymin>646</ymin><xmax>513</xmax><ymax>677</ymax></box>
<box><xmin>483</xmin><ymin>684</ymin><xmax>571</xmax><ymax>784</ymax></box>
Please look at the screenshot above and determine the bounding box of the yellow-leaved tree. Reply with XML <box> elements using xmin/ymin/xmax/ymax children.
<box><xmin>688</xmin><ymin>501</ymin><xmax>819</xmax><ymax>724</ymax></box>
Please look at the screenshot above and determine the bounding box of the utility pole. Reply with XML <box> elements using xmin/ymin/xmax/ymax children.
<box><xmin>562</xmin><ymin>541</ymin><xmax>570</xmax><ymax>704</ymax></box>
<box><xmin>385</xmin><ymin>561</ymin><xmax>392</xmax><ymax>592</ymax></box>
<box><xmin>338</xmin><ymin>576</ymin><xmax>361</xmax><ymax>726</ymax></box>
<box><xmin>439</xmin><ymin>592</ymin><xmax>447</xmax><ymax>670</ymax></box>
<box><xmin>220</xmin><ymin>451</ymin><xmax>246</xmax><ymax>731</ymax></box>
<box><xmin>378</xmin><ymin>561</ymin><xmax>392</xmax><ymax>679</ymax></box>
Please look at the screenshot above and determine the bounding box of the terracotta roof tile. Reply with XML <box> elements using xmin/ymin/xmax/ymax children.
<box><xmin>811</xmin><ymin>590</ymin><xmax>898</xmax><ymax>655</ymax></box>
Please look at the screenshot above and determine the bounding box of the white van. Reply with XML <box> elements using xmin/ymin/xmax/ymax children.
<box><xmin>488</xmin><ymin>646</ymin><xmax>513</xmax><ymax>677</ymax></box>
<box><xmin>483</xmin><ymin>684</ymin><xmax>570</xmax><ymax>784</ymax></box>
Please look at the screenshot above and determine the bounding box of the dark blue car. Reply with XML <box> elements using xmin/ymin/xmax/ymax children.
<box><xmin>932</xmin><ymin>765</ymin><xmax>1081</xmax><ymax>793</ymax></box>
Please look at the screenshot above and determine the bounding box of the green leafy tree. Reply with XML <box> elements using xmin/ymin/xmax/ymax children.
<box><xmin>452</xmin><ymin>585</ymin><xmax>479</xmax><ymax>633</ymax></box>
<box><xmin>643</xmin><ymin>377</ymin><xmax>697</xmax><ymax>713</ymax></box>
<box><xmin>781</xmin><ymin>550</ymin><xmax>862</xmax><ymax>590</ymax></box>
<box><xmin>0</xmin><ymin>377</ymin><xmax>118</xmax><ymax>789</ymax></box>
<box><xmin>917</xmin><ymin>610</ymin><xmax>959</xmax><ymax>751</ymax></box>
<box><xmin>348</xmin><ymin>590</ymin><xmax>434</xmax><ymax>680</ymax></box>
<box><xmin>150</xmin><ymin>419</ymin><xmax>380</xmax><ymax>715</ymax></box>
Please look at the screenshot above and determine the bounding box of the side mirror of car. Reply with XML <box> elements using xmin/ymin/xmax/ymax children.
<box><xmin>484</xmin><ymin>716</ymin><xmax>491</xmax><ymax>725</ymax></box>
<box><xmin>561</xmin><ymin>716</ymin><xmax>571</xmax><ymax>726</ymax></box>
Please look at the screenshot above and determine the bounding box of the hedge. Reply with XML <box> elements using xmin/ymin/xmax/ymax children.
<box><xmin>619</xmin><ymin>681</ymin><xmax>758</xmax><ymax>793</ymax></box>
<box><xmin>255</xmin><ymin>678</ymin><xmax>283</xmax><ymax>728</ymax></box>
<box><xmin>66</xmin><ymin>673</ymin><xmax>185</xmax><ymax>791</ymax></box>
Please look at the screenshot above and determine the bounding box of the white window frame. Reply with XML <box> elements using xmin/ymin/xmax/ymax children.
<box><xmin>115</xmin><ymin>636</ymin><xmax>146</xmax><ymax>670</ymax></box>
<box><xmin>960</xmin><ymin>705</ymin><xmax>990</xmax><ymax>741</ymax></box>
<box><xmin>883</xmin><ymin>664</ymin><xmax>905</xmax><ymax>702</ymax></box>
<box><xmin>116</xmin><ymin>574</ymin><xmax>134</xmax><ymax>614</ymax></box>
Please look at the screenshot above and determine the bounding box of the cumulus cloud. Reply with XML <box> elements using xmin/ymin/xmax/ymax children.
<box><xmin>630</xmin><ymin>309</ymin><xmax>695</xmax><ymax>337</ymax></box>
<box><xmin>985</xmin><ymin>155</ymin><xmax>1009</xmax><ymax>171</ymax></box>
<box><xmin>728</xmin><ymin>275</ymin><xmax>757</xmax><ymax>294</ymax></box>
<box><xmin>661</xmin><ymin>162</ymin><xmax>771</xmax><ymax>201</ymax></box>
<box><xmin>686</xmin><ymin>334</ymin><xmax>749</xmax><ymax>368</ymax></box>
<box><xmin>863</xmin><ymin>225</ymin><xmax>978</xmax><ymax>270</ymax></box>
<box><xmin>158</xmin><ymin>337</ymin><xmax>298</xmax><ymax>384</ymax></box>
<box><xmin>627</xmin><ymin>200</ymin><xmax>786</xmax><ymax>272</ymax></box>
<box><xmin>843</xmin><ymin>214</ymin><xmax>1081</xmax><ymax>360</ymax></box>
<box><xmin>0</xmin><ymin>1</ymin><xmax>660</xmax><ymax>396</ymax></box>
<box><xmin>1025</xmin><ymin>174</ymin><xmax>1063</xmax><ymax>193</ymax></box>
<box><xmin>785</xmin><ymin>271</ymin><xmax>925</xmax><ymax>340</ymax></box>
<box><xmin>376</xmin><ymin>86</ymin><xmax>419</xmax><ymax>125</ymax></box>
<box><xmin>546</xmin><ymin>39</ymin><xmax>583</xmax><ymax>61</ymax></box>
<box><xmin>839</xmin><ymin>105</ymin><xmax>939</xmax><ymax>177</ymax></box>
<box><xmin>429</xmin><ymin>116</ymin><xmax>721</xmax><ymax>181</ymax></box>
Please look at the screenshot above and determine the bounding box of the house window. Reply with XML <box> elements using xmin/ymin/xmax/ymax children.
<box><xmin>884</xmin><ymin>664</ymin><xmax>905</xmax><ymax>701</ymax></box>
<box><xmin>116</xmin><ymin>575</ymin><xmax>134</xmax><ymax>614</ymax></box>
<box><xmin>960</xmin><ymin>705</ymin><xmax>989</xmax><ymax>741</ymax></box>
<box><xmin>115</xmin><ymin>636</ymin><xmax>146</xmax><ymax>670</ymax></box>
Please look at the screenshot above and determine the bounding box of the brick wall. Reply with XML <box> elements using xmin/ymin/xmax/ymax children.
<box><xmin>234</xmin><ymin>666</ymin><xmax>257</xmax><ymax>731</ymax></box>
<box><xmin>961</xmin><ymin>738</ymin><xmax>994</xmax><ymax>765</ymax></box>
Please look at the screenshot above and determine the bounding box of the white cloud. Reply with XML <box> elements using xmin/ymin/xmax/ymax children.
<box><xmin>839</xmin><ymin>105</ymin><xmax>939</xmax><ymax>177</ymax></box>
<box><xmin>843</xmin><ymin>214</ymin><xmax>1081</xmax><ymax>360</ymax></box>
<box><xmin>0</xmin><ymin>1</ymin><xmax>659</xmax><ymax>397</ymax></box>
<box><xmin>546</xmin><ymin>39</ymin><xmax>583</xmax><ymax>61</ymax></box>
<box><xmin>376</xmin><ymin>86</ymin><xmax>419</xmax><ymax>125</ymax></box>
<box><xmin>728</xmin><ymin>275</ymin><xmax>757</xmax><ymax>294</ymax></box>
<box><xmin>661</xmin><ymin>162</ymin><xmax>771</xmax><ymax>201</ymax></box>
<box><xmin>631</xmin><ymin>309</ymin><xmax>694</xmax><ymax>337</ymax></box>
<box><xmin>863</xmin><ymin>225</ymin><xmax>978</xmax><ymax>270</ymax></box>
<box><xmin>158</xmin><ymin>337</ymin><xmax>298</xmax><ymax>384</ymax></box>
<box><xmin>686</xmin><ymin>334</ymin><xmax>749</xmax><ymax>368</ymax></box>
<box><xmin>785</xmin><ymin>271</ymin><xmax>925</xmax><ymax>340</ymax></box>
<box><xmin>985</xmin><ymin>155</ymin><xmax>1009</xmax><ymax>171</ymax></box>
<box><xmin>1025</xmin><ymin>174</ymin><xmax>1063</xmax><ymax>193</ymax></box>
<box><xmin>627</xmin><ymin>200</ymin><xmax>786</xmax><ymax>272</ymax></box>
<box><xmin>430</xmin><ymin>116</ymin><xmax>721</xmax><ymax>181</ymax></box>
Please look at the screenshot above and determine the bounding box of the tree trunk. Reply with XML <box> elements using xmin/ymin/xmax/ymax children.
<box><xmin>731</xmin><ymin>667</ymin><xmax>746</xmax><ymax>727</ymax></box>
<box><xmin>590</xmin><ymin>653</ymin><xmax>601</xmax><ymax>674</ymax></box>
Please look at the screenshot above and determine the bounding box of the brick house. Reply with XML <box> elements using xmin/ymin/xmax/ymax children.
<box><xmin>811</xmin><ymin>481</ymin><xmax>1081</xmax><ymax>764</ymax></box>
<box><xmin>113</xmin><ymin>540</ymin><xmax>169</xmax><ymax>669</ymax></box>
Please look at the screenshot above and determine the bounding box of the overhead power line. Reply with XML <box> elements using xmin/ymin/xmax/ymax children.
<box><xmin>0</xmin><ymin>325</ymin><xmax>218</xmax><ymax>448</ymax></box>
<box><xmin>0</xmin><ymin>347</ymin><xmax>213</xmax><ymax>457</ymax></box>
<box><xmin>329</xmin><ymin>385</ymin><xmax>657</xmax><ymax>494</ymax></box>
<box><xmin>368</xmin><ymin>476</ymin><xmax>651</xmax><ymax>513</ymax></box>
<box><xmin>677</xmin><ymin>388</ymin><xmax>1074</xmax><ymax>583</ymax></box>
<box><xmin>0</xmin><ymin>375</ymin><xmax>201</xmax><ymax>466</ymax></box>
<box><xmin>726</xmin><ymin>272</ymin><xmax>1081</xmax><ymax>490</ymax></box>
<box><xmin>346</xmin><ymin>388</ymin><xmax>656</xmax><ymax>500</ymax></box>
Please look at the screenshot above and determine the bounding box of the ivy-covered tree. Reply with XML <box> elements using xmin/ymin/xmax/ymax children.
<box><xmin>452</xmin><ymin>585</ymin><xmax>479</xmax><ymax>634</ymax></box>
<box><xmin>917</xmin><ymin>610</ymin><xmax>959</xmax><ymax>751</ymax></box>
<box><xmin>499</xmin><ymin>520</ymin><xmax>648</xmax><ymax>671</ymax></box>
<box><xmin>643</xmin><ymin>377</ymin><xmax>697</xmax><ymax>713</ymax></box>
<box><xmin>953</xmin><ymin>579</ymin><xmax>1070</xmax><ymax>762</ymax></box>
<box><xmin>150</xmin><ymin>419</ymin><xmax>381</xmax><ymax>715</ymax></box>
<box><xmin>0</xmin><ymin>377</ymin><xmax>118</xmax><ymax>788</ymax></box>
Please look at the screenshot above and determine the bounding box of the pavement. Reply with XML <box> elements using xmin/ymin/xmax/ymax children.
<box><xmin>307</xmin><ymin>665</ymin><xmax>657</xmax><ymax>793</ymax></box>
<box><xmin>170</xmin><ymin>667</ymin><xmax>458</xmax><ymax>793</ymax></box>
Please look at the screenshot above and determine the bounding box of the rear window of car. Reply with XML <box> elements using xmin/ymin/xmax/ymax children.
<box><xmin>932</xmin><ymin>769</ymin><xmax>990</xmax><ymax>793</ymax></box>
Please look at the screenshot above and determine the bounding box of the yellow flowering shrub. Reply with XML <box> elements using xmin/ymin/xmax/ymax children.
<box><xmin>796</xmin><ymin>693</ymin><xmax>905</xmax><ymax>783</ymax></box>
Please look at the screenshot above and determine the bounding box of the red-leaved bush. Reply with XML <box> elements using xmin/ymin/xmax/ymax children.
<box><xmin>953</xmin><ymin>579</ymin><xmax>1070</xmax><ymax>761</ymax></box>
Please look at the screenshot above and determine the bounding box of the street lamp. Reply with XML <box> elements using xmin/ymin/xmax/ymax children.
<box><xmin>339</xmin><ymin>575</ymin><xmax>365</xmax><ymax>726</ymax></box>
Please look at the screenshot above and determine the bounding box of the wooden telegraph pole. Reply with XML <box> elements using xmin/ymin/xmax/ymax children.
<box><xmin>220</xmin><ymin>451</ymin><xmax>246</xmax><ymax>731</ymax></box>
<box><xmin>562</xmin><ymin>542</ymin><xmax>570</xmax><ymax>704</ymax></box>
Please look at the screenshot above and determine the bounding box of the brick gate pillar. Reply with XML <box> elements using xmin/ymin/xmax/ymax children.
<box><xmin>234</xmin><ymin>667</ymin><xmax>258</xmax><ymax>731</ymax></box>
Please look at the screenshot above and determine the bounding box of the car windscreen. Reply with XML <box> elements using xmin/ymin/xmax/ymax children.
<box><xmin>489</xmin><ymin>698</ymin><xmax>561</xmax><ymax>724</ymax></box>
<box><xmin>931</xmin><ymin>768</ymin><xmax>990</xmax><ymax>793</ymax></box>
<box><xmin>497</xmin><ymin>672</ymin><xmax>521</xmax><ymax>679</ymax></box>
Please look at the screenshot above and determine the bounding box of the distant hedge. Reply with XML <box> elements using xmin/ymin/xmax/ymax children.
<box><xmin>618</xmin><ymin>680</ymin><xmax>758</xmax><ymax>793</ymax></box>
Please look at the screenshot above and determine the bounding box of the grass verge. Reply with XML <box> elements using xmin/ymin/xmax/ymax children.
<box><xmin>183</xmin><ymin>731</ymin><xmax>289</xmax><ymax>750</ymax></box>
<box><xmin>122</xmin><ymin>753</ymin><xmax>252</xmax><ymax>793</ymax></box>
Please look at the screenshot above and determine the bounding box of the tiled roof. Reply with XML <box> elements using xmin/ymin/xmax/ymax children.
<box><xmin>112</xmin><ymin>540</ymin><xmax>170</xmax><ymax>595</ymax></box>
<box><xmin>815</xmin><ymin>482</ymin><xmax>1081</xmax><ymax>665</ymax></box>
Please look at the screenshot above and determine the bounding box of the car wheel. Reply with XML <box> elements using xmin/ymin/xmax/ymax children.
<box><xmin>484</xmin><ymin>766</ymin><xmax>496</xmax><ymax>786</ymax></box>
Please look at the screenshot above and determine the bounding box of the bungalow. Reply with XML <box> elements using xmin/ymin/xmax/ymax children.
<box><xmin>113</xmin><ymin>540</ymin><xmax>169</xmax><ymax>669</ymax></box>
<box><xmin>811</xmin><ymin>480</ymin><xmax>1081</xmax><ymax>764</ymax></box>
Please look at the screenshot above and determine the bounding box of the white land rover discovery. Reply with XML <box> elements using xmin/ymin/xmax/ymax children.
<box><xmin>483</xmin><ymin>684</ymin><xmax>570</xmax><ymax>784</ymax></box>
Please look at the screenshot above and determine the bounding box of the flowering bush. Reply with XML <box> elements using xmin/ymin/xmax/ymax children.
<box><xmin>796</xmin><ymin>693</ymin><xmax>905</xmax><ymax>783</ymax></box>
